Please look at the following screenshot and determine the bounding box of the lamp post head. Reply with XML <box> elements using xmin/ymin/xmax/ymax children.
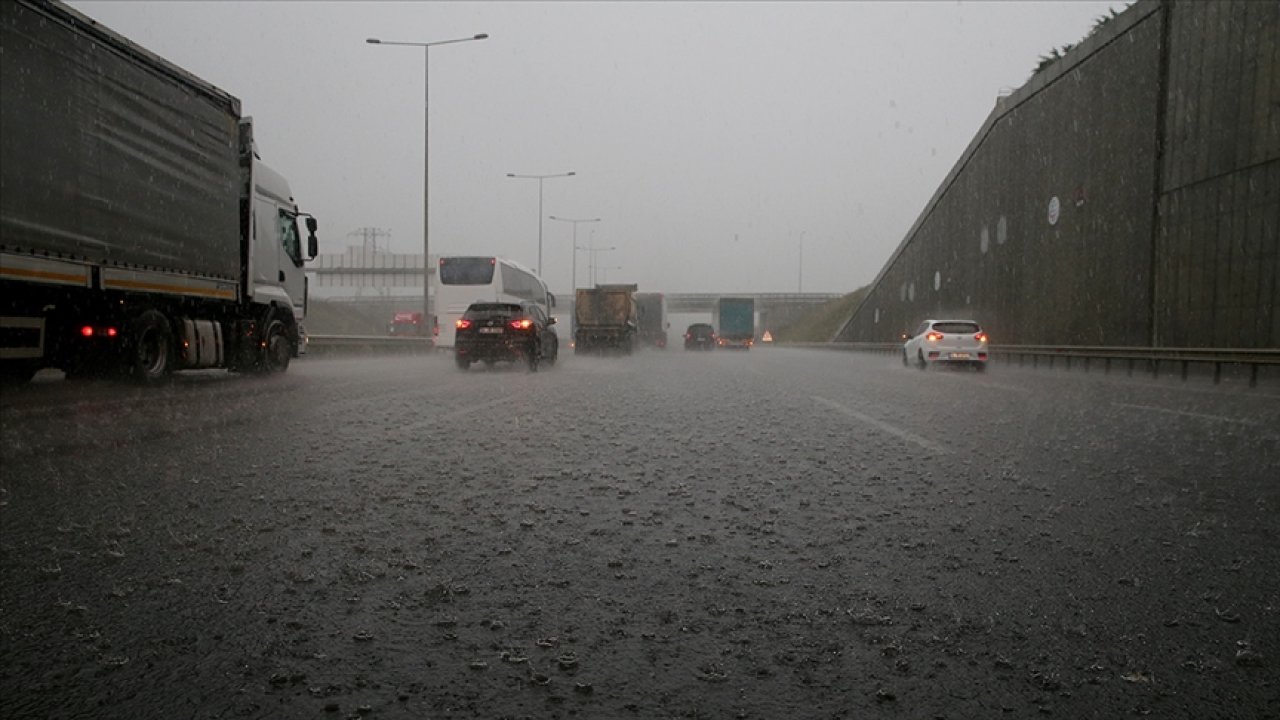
<box><xmin>366</xmin><ymin>38</ymin><xmax>382</xmax><ymax>44</ymax></box>
<box><xmin>567</xmin><ymin>171</ymin><xmax>577</xmax><ymax>176</ymax></box>
<box><xmin>474</xmin><ymin>33</ymin><xmax>489</xmax><ymax>40</ymax></box>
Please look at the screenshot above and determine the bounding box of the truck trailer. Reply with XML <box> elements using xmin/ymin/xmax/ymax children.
<box><xmin>635</xmin><ymin>292</ymin><xmax>668</xmax><ymax>349</ymax></box>
<box><xmin>714</xmin><ymin>297</ymin><xmax>755</xmax><ymax>349</ymax></box>
<box><xmin>574</xmin><ymin>284</ymin><xmax>638</xmax><ymax>355</ymax></box>
<box><xmin>0</xmin><ymin>0</ymin><xmax>317</xmax><ymax>383</ymax></box>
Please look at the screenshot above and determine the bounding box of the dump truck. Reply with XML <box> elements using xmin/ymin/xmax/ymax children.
<box><xmin>635</xmin><ymin>292</ymin><xmax>668</xmax><ymax>349</ymax></box>
<box><xmin>714</xmin><ymin>297</ymin><xmax>755</xmax><ymax>349</ymax></box>
<box><xmin>0</xmin><ymin>0</ymin><xmax>317</xmax><ymax>382</ymax></box>
<box><xmin>574</xmin><ymin>284</ymin><xmax>638</xmax><ymax>354</ymax></box>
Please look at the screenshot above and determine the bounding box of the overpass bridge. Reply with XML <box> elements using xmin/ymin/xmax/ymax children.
<box><xmin>552</xmin><ymin>292</ymin><xmax>840</xmax><ymax>315</ymax></box>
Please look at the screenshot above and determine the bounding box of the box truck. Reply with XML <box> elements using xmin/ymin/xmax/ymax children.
<box><xmin>714</xmin><ymin>297</ymin><xmax>755</xmax><ymax>349</ymax></box>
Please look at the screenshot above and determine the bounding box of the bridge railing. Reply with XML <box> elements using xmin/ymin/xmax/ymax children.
<box><xmin>783</xmin><ymin>342</ymin><xmax>1280</xmax><ymax>387</ymax></box>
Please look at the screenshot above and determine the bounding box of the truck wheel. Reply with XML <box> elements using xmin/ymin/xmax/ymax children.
<box><xmin>261</xmin><ymin>319</ymin><xmax>292</xmax><ymax>373</ymax></box>
<box><xmin>544</xmin><ymin>338</ymin><xmax>557</xmax><ymax>367</ymax></box>
<box><xmin>127</xmin><ymin>310</ymin><xmax>174</xmax><ymax>383</ymax></box>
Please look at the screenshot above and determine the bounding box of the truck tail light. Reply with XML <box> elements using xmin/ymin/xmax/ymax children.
<box><xmin>79</xmin><ymin>325</ymin><xmax>119</xmax><ymax>339</ymax></box>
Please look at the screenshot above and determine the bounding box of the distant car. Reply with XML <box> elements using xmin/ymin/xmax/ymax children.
<box><xmin>902</xmin><ymin>319</ymin><xmax>988</xmax><ymax>370</ymax></box>
<box><xmin>388</xmin><ymin>311</ymin><xmax>427</xmax><ymax>337</ymax></box>
<box><xmin>684</xmin><ymin>323</ymin><xmax>716</xmax><ymax>351</ymax></box>
<box><xmin>454</xmin><ymin>301</ymin><xmax>558</xmax><ymax>371</ymax></box>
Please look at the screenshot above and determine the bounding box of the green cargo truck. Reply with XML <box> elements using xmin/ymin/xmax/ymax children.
<box><xmin>714</xmin><ymin>297</ymin><xmax>755</xmax><ymax>349</ymax></box>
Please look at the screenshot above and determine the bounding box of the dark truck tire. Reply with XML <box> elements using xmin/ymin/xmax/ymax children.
<box><xmin>126</xmin><ymin>309</ymin><xmax>174</xmax><ymax>383</ymax></box>
<box><xmin>259</xmin><ymin>318</ymin><xmax>292</xmax><ymax>374</ymax></box>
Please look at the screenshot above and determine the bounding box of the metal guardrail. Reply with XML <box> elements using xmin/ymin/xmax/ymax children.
<box><xmin>781</xmin><ymin>342</ymin><xmax>1280</xmax><ymax>387</ymax></box>
<box><xmin>304</xmin><ymin>334</ymin><xmax>433</xmax><ymax>354</ymax></box>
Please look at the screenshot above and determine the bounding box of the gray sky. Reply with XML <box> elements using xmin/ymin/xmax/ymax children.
<box><xmin>71</xmin><ymin>1</ymin><xmax>1122</xmax><ymax>295</ymax></box>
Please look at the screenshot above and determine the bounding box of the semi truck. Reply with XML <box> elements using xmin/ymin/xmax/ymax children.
<box><xmin>635</xmin><ymin>292</ymin><xmax>668</xmax><ymax>349</ymax></box>
<box><xmin>574</xmin><ymin>284</ymin><xmax>638</xmax><ymax>355</ymax></box>
<box><xmin>0</xmin><ymin>0</ymin><xmax>317</xmax><ymax>383</ymax></box>
<box><xmin>714</xmin><ymin>297</ymin><xmax>755</xmax><ymax>349</ymax></box>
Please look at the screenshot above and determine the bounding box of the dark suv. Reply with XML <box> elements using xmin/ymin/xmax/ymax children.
<box><xmin>683</xmin><ymin>323</ymin><xmax>716</xmax><ymax>351</ymax></box>
<box><xmin>454</xmin><ymin>302</ymin><xmax>558</xmax><ymax>371</ymax></box>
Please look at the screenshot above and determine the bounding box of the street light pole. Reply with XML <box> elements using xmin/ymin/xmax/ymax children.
<box><xmin>508</xmin><ymin>172</ymin><xmax>576</xmax><ymax>276</ymax></box>
<box><xmin>582</xmin><ymin>244</ymin><xmax>616</xmax><ymax>286</ymax></box>
<box><xmin>367</xmin><ymin>32</ymin><xmax>488</xmax><ymax>330</ymax></box>
<box><xmin>798</xmin><ymin>231</ymin><xmax>804</xmax><ymax>293</ymax></box>
<box><xmin>548</xmin><ymin>215</ymin><xmax>600</xmax><ymax>291</ymax></box>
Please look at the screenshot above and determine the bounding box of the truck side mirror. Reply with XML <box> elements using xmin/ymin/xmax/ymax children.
<box><xmin>305</xmin><ymin>217</ymin><xmax>319</xmax><ymax>259</ymax></box>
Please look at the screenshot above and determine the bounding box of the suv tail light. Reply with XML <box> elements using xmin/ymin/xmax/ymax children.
<box><xmin>510</xmin><ymin>318</ymin><xmax>534</xmax><ymax>331</ymax></box>
<box><xmin>455</xmin><ymin>319</ymin><xmax>472</xmax><ymax>330</ymax></box>
<box><xmin>926</xmin><ymin>331</ymin><xmax>944</xmax><ymax>342</ymax></box>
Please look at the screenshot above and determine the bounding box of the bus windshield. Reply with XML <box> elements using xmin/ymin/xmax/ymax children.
<box><xmin>439</xmin><ymin>257</ymin><xmax>495</xmax><ymax>285</ymax></box>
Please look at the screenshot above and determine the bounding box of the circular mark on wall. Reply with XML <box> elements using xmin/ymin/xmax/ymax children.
<box><xmin>1048</xmin><ymin>196</ymin><xmax>1061</xmax><ymax>226</ymax></box>
<box><xmin>997</xmin><ymin>215</ymin><xmax>1008</xmax><ymax>245</ymax></box>
<box><xmin>933</xmin><ymin>271</ymin><xmax>941</xmax><ymax>291</ymax></box>
<box><xmin>980</xmin><ymin>226</ymin><xmax>990</xmax><ymax>254</ymax></box>
<box><xmin>908</xmin><ymin>282</ymin><xmax>916</xmax><ymax>302</ymax></box>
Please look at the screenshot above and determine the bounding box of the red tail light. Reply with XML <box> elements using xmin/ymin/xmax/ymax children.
<box><xmin>926</xmin><ymin>332</ymin><xmax>944</xmax><ymax>342</ymax></box>
<box><xmin>80</xmin><ymin>325</ymin><xmax>94</xmax><ymax>337</ymax></box>
<box><xmin>455</xmin><ymin>319</ymin><xmax>472</xmax><ymax>330</ymax></box>
<box><xmin>510</xmin><ymin>318</ymin><xmax>534</xmax><ymax>331</ymax></box>
<box><xmin>975</xmin><ymin>332</ymin><xmax>988</xmax><ymax>342</ymax></box>
<box><xmin>106</xmin><ymin>327</ymin><xmax>118</xmax><ymax>337</ymax></box>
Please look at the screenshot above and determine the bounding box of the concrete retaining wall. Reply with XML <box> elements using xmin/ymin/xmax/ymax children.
<box><xmin>837</xmin><ymin>0</ymin><xmax>1279</xmax><ymax>349</ymax></box>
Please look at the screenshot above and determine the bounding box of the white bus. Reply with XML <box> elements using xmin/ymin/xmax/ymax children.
<box><xmin>434</xmin><ymin>256</ymin><xmax>556</xmax><ymax>348</ymax></box>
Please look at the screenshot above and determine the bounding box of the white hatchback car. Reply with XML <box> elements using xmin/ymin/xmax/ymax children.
<box><xmin>902</xmin><ymin>319</ymin><xmax>989</xmax><ymax>370</ymax></box>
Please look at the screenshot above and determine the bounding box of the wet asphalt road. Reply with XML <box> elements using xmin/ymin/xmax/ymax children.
<box><xmin>1</xmin><ymin>348</ymin><xmax>1277</xmax><ymax>720</ymax></box>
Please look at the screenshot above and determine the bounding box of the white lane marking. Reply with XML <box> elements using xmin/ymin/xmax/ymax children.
<box><xmin>812</xmin><ymin>396</ymin><xmax>951</xmax><ymax>454</ymax></box>
<box><xmin>1112</xmin><ymin>402</ymin><xmax>1261</xmax><ymax>427</ymax></box>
